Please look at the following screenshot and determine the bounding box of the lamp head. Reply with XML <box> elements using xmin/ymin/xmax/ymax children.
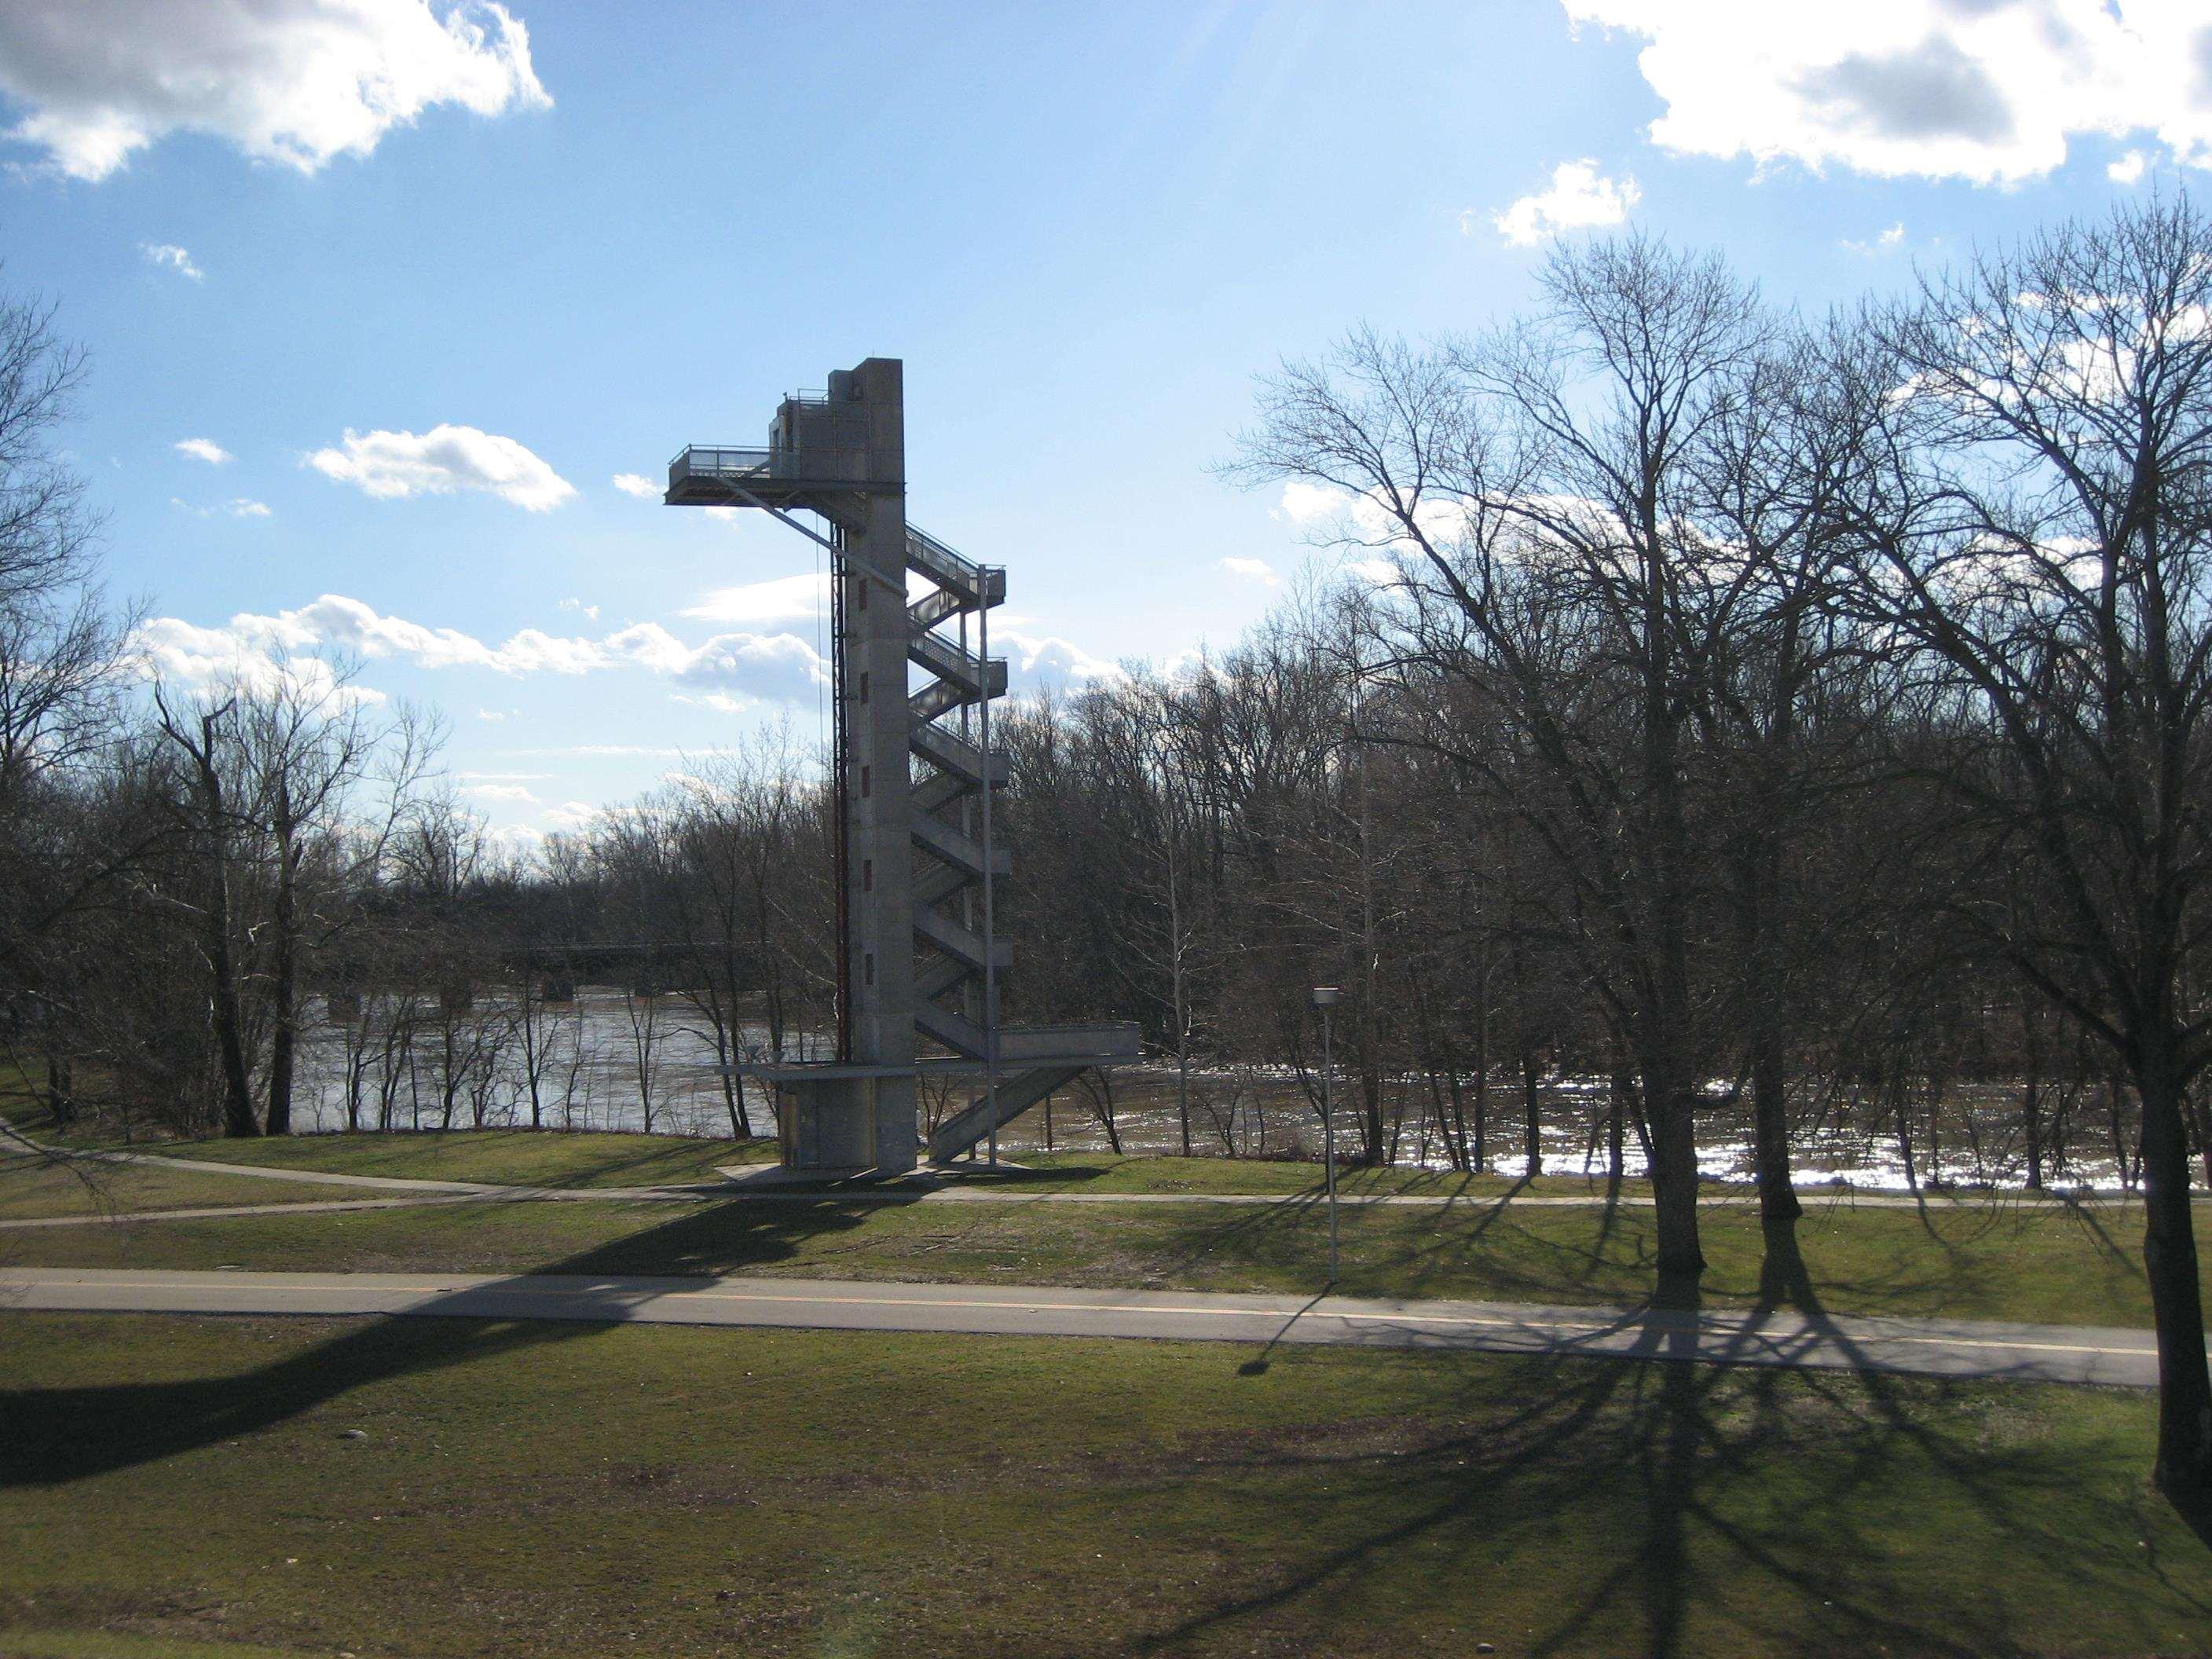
<box><xmin>1310</xmin><ymin>986</ymin><xmax>1342</xmax><ymax>1009</ymax></box>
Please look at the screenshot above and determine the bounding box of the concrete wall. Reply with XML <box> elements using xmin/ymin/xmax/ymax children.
<box><xmin>838</xmin><ymin>358</ymin><xmax>918</xmax><ymax>1173</ymax></box>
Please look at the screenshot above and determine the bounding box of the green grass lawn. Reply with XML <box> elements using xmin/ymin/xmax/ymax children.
<box><xmin>153</xmin><ymin>1126</ymin><xmax>782</xmax><ymax>1188</ymax></box>
<box><xmin>0</xmin><ymin>1148</ymin><xmax>366</xmax><ymax>1222</ymax></box>
<box><xmin>0</xmin><ymin>1631</ymin><xmax>326</xmax><ymax>1659</ymax></box>
<box><xmin>5</xmin><ymin>1121</ymin><xmax>2196</xmax><ymax>1329</ymax></box>
<box><xmin>2</xmin><ymin>1309</ymin><xmax>2204</xmax><ymax>1659</ymax></box>
<box><xmin>135</xmin><ymin>1129</ymin><xmax>1657</xmax><ymax>1197</ymax></box>
<box><xmin>1</xmin><ymin>1177</ymin><xmax>2184</xmax><ymax>1329</ymax></box>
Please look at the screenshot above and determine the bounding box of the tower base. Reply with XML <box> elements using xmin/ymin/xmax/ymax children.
<box><xmin>771</xmin><ymin>1068</ymin><xmax>918</xmax><ymax>1174</ymax></box>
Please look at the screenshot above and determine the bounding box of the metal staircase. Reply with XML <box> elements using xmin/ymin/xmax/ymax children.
<box><xmin>902</xmin><ymin>525</ymin><xmax>1133</xmax><ymax>1161</ymax></box>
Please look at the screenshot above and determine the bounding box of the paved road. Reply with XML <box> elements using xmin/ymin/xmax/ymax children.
<box><xmin>0</xmin><ymin>1265</ymin><xmax>2178</xmax><ymax>1387</ymax></box>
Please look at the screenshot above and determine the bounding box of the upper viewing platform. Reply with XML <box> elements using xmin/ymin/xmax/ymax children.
<box><xmin>665</xmin><ymin>444</ymin><xmax>803</xmax><ymax>504</ymax></box>
<box><xmin>665</xmin><ymin>369</ymin><xmax>902</xmax><ymax>518</ymax></box>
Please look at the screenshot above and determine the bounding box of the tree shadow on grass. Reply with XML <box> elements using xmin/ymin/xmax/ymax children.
<box><xmin>1136</xmin><ymin>1317</ymin><xmax>2209</xmax><ymax>1659</ymax></box>
<box><xmin>1138</xmin><ymin>1178</ymin><xmax>1564</xmax><ymax>1304</ymax></box>
<box><xmin>1150</xmin><ymin>1187</ymin><xmax>1663</xmax><ymax>1311</ymax></box>
<box><xmin>1126</xmin><ymin>1191</ymin><xmax>2208</xmax><ymax>1655</ymax></box>
<box><xmin>2059</xmin><ymin>1196</ymin><xmax>2148</xmax><ymax>1277</ymax></box>
<box><xmin>1</xmin><ymin>1188</ymin><xmax>925</xmax><ymax>1486</ymax></box>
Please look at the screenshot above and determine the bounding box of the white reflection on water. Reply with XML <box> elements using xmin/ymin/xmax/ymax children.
<box><xmin>295</xmin><ymin>990</ymin><xmax>2150</xmax><ymax>1193</ymax></box>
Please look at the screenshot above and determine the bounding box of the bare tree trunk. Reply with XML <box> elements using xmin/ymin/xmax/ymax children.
<box><xmin>43</xmin><ymin>1052</ymin><xmax>74</xmax><ymax>1125</ymax></box>
<box><xmin>156</xmin><ymin>697</ymin><xmax>258</xmax><ymax>1138</ymax></box>
<box><xmin>1471</xmin><ymin>987</ymin><xmax>1489</xmax><ymax>1174</ymax></box>
<box><xmin>1520</xmin><ymin>1049</ymin><xmax>1542</xmax><ymax>1177</ymax></box>
<box><xmin>1169</xmin><ymin>844</ymin><xmax>1192</xmax><ymax>1158</ymax></box>
<box><xmin>204</xmin><ymin>882</ymin><xmax>257</xmax><ymax>1137</ymax></box>
<box><xmin>1644</xmin><ymin>1061</ymin><xmax>1705</xmax><ymax>1293</ymax></box>
<box><xmin>1606</xmin><ymin>1065</ymin><xmax>1630</xmax><ymax>1185</ymax></box>
<box><xmin>2021</xmin><ymin>999</ymin><xmax>2045</xmax><ymax>1192</ymax></box>
<box><xmin>1644</xmin><ymin>679</ymin><xmax>1706</xmax><ymax>1285</ymax></box>
<box><xmin>1738</xmin><ymin>835</ymin><xmax>1799</xmax><ymax>1225</ymax></box>
<box><xmin>265</xmin><ymin>789</ymin><xmax>298</xmax><ymax>1136</ymax></box>
<box><xmin>2137</xmin><ymin>1040</ymin><xmax>2212</xmax><ymax>1493</ymax></box>
<box><xmin>193</xmin><ymin>723</ymin><xmax>257</xmax><ymax>1139</ymax></box>
<box><xmin>723</xmin><ymin>943</ymin><xmax>752</xmax><ymax>1137</ymax></box>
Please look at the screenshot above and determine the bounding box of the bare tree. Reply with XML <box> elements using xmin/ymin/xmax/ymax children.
<box><xmin>150</xmin><ymin>690</ymin><xmax>258</xmax><ymax>1137</ymax></box>
<box><xmin>1829</xmin><ymin>195</ymin><xmax>2212</xmax><ymax>1496</ymax></box>
<box><xmin>0</xmin><ymin>280</ymin><xmax>143</xmax><ymax>1112</ymax></box>
<box><xmin>1236</xmin><ymin>237</ymin><xmax>1771</xmax><ymax>1291</ymax></box>
<box><xmin>234</xmin><ymin>671</ymin><xmax>437</xmax><ymax>1133</ymax></box>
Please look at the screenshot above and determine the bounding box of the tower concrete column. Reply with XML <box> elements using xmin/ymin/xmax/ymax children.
<box><xmin>838</xmin><ymin>358</ymin><xmax>917</xmax><ymax>1172</ymax></box>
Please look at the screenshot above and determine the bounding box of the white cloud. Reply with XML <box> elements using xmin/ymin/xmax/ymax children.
<box><xmin>611</xmin><ymin>471</ymin><xmax>660</xmax><ymax>499</ymax></box>
<box><xmin>460</xmin><ymin>782</ymin><xmax>538</xmax><ymax>804</ymax></box>
<box><xmin>281</xmin><ymin>594</ymin><xmax>599</xmax><ymax>673</ymax></box>
<box><xmin>670</xmin><ymin>691</ymin><xmax>752</xmax><ymax>715</ymax></box>
<box><xmin>133</xmin><ymin>591</ymin><xmax>828</xmax><ymax>705</ymax></box>
<box><xmin>0</xmin><ymin>0</ymin><xmax>549</xmax><ymax>182</ymax></box>
<box><xmin>511</xmin><ymin>745</ymin><xmax>690</xmax><ymax>757</ymax></box>
<box><xmin>1273</xmin><ymin>482</ymin><xmax>1353</xmax><ymax>524</ymax></box>
<box><xmin>2110</xmin><ymin>148</ymin><xmax>2148</xmax><ymax>184</ymax></box>
<box><xmin>1270</xmin><ymin>479</ymin><xmax>1466</xmax><ymax>551</ymax></box>
<box><xmin>999</xmin><ymin>630</ymin><xmax>1124</xmax><ymax>687</ymax></box>
<box><xmin>1488</xmin><ymin>158</ymin><xmax>1640</xmax><ymax>247</ymax></box>
<box><xmin>128</xmin><ymin>616</ymin><xmax>386</xmax><ymax>706</ymax></box>
<box><xmin>1220</xmin><ymin>556</ymin><xmax>1280</xmax><ymax>588</ymax></box>
<box><xmin>458</xmin><ymin>770</ymin><xmax>547</xmax><ymax>781</ymax></box>
<box><xmin>308</xmin><ymin>423</ymin><xmax>574</xmax><ymax>511</ymax></box>
<box><xmin>680</xmin><ymin>573</ymin><xmax>830</xmax><ymax>626</ymax></box>
<box><xmin>169</xmin><ymin>496</ymin><xmax>273</xmax><ymax>519</ymax></box>
<box><xmin>475</xmin><ymin>707</ymin><xmax>517</xmax><ymax>722</ymax></box>
<box><xmin>1567</xmin><ymin>1</ymin><xmax>2212</xmax><ymax>185</ymax></box>
<box><xmin>657</xmin><ymin>625</ymin><xmax>828</xmax><ymax>698</ymax></box>
<box><xmin>174</xmin><ymin>437</ymin><xmax>229</xmax><ymax>464</ymax></box>
<box><xmin>1841</xmin><ymin>220</ymin><xmax>1907</xmax><ymax>255</ymax></box>
<box><xmin>141</xmin><ymin>242</ymin><xmax>202</xmax><ymax>280</ymax></box>
<box><xmin>540</xmin><ymin>800</ymin><xmax>599</xmax><ymax>831</ymax></box>
<box><xmin>557</xmin><ymin>596</ymin><xmax>600</xmax><ymax>621</ymax></box>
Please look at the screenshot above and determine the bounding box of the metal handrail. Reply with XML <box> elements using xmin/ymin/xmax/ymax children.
<box><xmin>670</xmin><ymin>445</ymin><xmax>774</xmax><ymax>473</ymax></box>
<box><xmin>908</xmin><ymin>628</ymin><xmax>1005</xmax><ymax>692</ymax></box>
<box><xmin>906</xmin><ymin>524</ymin><xmax>983</xmax><ymax>588</ymax></box>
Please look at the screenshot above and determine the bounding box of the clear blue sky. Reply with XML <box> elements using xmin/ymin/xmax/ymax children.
<box><xmin>1</xmin><ymin>1</ymin><xmax>2192</xmax><ymax>837</ymax></box>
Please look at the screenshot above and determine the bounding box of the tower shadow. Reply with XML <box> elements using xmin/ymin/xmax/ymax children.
<box><xmin>2</xmin><ymin>1188</ymin><xmax>921</xmax><ymax>1485</ymax></box>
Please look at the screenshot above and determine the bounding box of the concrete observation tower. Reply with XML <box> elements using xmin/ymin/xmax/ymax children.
<box><xmin>665</xmin><ymin>358</ymin><xmax>1138</xmax><ymax>1174</ymax></box>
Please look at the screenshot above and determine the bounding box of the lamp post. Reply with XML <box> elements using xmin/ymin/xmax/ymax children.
<box><xmin>1311</xmin><ymin>985</ymin><xmax>1342</xmax><ymax>1284</ymax></box>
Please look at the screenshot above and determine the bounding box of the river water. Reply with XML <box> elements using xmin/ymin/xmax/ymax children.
<box><xmin>293</xmin><ymin>987</ymin><xmax>2157</xmax><ymax>1193</ymax></box>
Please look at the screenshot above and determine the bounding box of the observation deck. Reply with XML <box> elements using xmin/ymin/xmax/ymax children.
<box><xmin>665</xmin><ymin>443</ymin><xmax>871</xmax><ymax>511</ymax></box>
<box><xmin>665</xmin><ymin>383</ymin><xmax>895</xmax><ymax>518</ymax></box>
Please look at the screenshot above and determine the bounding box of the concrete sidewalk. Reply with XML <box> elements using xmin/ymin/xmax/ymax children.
<box><xmin>0</xmin><ymin>1265</ymin><xmax>2181</xmax><ymax>1388</ymax></box>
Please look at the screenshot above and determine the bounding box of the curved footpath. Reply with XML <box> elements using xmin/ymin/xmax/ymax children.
<box><xmin>0</xmin><ymin>1265</ymin><xmax>2183</xmax><ymax>1388</ymax></box>
<box><xmin>8</xmin><ymin>1139</ymin><xmax>2192</xmax><ymax>1218</ymax></box>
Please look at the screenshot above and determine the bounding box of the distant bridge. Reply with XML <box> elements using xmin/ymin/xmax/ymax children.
<box><xmin>315</xmin><ymin>940</ymin><xmax>766</xmax><ymax>1002</ymax></box>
